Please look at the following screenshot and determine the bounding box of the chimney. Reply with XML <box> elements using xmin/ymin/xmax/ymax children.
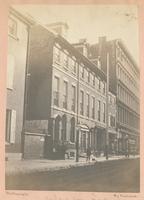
<box><xmin>46</xmin><ymin>22</ymin><xmax>69</xmax><ymax>39</ymax></box>
<box><xmin>98</xmin><ymin>36</ymin><xmax>107</xmax><ymax>74</ymax></box>
<box><xmin>73</xmin><ymin>38</ymin><xmax>89</xmax><ymax>57</ymax></box>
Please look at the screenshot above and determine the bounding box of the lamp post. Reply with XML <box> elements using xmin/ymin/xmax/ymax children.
<box><xmin>125</xmin><ymin>134</ymin><xmax>129</xmax><ymax>157</ymax></box>
<box><xmin>105</xmin><ymin>53</ymin><xmax>110</xmax><ymax>160</ymax></box>
<box><xmin>76</xmin><ymin>126</ymin><xmax>79</xmax><ymax>162</ymax></box>
<box><xmin>117</xmin><ymin>128</ymin><xmax>120</xmax><ymax>155</ymax></box>
<box><xmin>21</xmin><ymin>73</ymin><xmax>31</xmax><ymax>159</ymax></box>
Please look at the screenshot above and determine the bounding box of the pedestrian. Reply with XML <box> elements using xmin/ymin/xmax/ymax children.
<box><xmin>86</xmin><ymin>146</ymin><xmax>91</xmax><ymax>162</ymax></box>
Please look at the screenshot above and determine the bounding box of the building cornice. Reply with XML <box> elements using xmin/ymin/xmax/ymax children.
<box><xmin>9</xmin><ymin>6</ymin><xmax>35</xmax><ymax>27</ymax></box>
<box><xmin>115</xmin><ymin>39</ymin><xmax>139</xmax><ymax>75</ymax></box>
<box><xmin>55</xmin><ymin>36</ymin><xmax>106</xmax><ymax>81</ymax></box>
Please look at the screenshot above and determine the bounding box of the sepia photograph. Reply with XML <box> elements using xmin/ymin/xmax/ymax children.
<box><xmin>5</xmin><ymin>4</ymin><xmax>140</xmax><ymax>193</ymax></box>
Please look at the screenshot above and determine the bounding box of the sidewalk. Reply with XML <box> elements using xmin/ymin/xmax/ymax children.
<box><xmin>5</xmin><ymin>155</ymin><xmax>139</xmax><ymax>176</ymax></box>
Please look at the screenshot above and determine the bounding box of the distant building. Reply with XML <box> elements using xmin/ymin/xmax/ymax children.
<box><xmin>89</xmin><ymin>37</ymin><xmax>140</xmax><ymax>155</ymax></box>
<box><xmin>24</xmin><ymin>24</ymin><xmax>107</xmax><ymax>159</ymax></box>
<box><xmin>5</xmin><ymin>7</ymin><xmax>34</xmax><ymax>160</ymax></box>
<box><xmin>108</xmin><ymin>92</ymin><xmax>117</xmax><ymax>154</ymax></box>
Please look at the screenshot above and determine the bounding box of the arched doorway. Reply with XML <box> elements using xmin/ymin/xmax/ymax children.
<box><xmin>54</xmin><ymin>115</ymin><xmax>61</xmax><ymax>142</ymax></box>
<box><xmin>61</xmin><ymin>114</ymin><xmax>67</xmax><ymax>142</ymax></box>
<box><xmin>79</xmin><ymin>124</ymin><xmax>89</xmax><ymax>153</ymax></box>
<box><xmin>70</xmin><ymin>117</ymin><xmax>75</xmax><ymax>143</ymax></box>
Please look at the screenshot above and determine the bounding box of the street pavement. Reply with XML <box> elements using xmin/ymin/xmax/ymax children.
<box><xmin>5</xmin><ymin>157</ymin><xmax>140</xmax><ymax>192</ymax></box>
<box><xmin>5</xmin><ymin>155</ymin><xmax>138</xmax><ymax>175</ymax></box>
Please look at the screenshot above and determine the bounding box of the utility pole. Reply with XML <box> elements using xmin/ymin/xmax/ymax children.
<box><xmin>105</xmin><ymin>53</ymin><xmax>110</xmax><ymax>160</ymax></box>
<box><xmin>21</xmin><ymin>27</ymin><xmax>31</xmax><ymax>159</ymax></box>
<box><xmin>76</xmin><ymin>62</ymin><xmax>80</xmax><ymax>162</ymax></box>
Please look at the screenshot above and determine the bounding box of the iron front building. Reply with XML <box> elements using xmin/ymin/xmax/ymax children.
<box><xmin>89</xmin><ymin>37</ymin><xmax>140</xmax><ymax>155</ymax></box>
<box><xmin>24</xmin><ymin>24</ymin><xmax>107</xmax><ymax>159</ymax></box>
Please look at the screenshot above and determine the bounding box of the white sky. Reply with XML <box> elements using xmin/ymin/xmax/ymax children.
<box><xmin>14</xmin><ymin>5</ymin><xmax>139</xmax><ymax>64</ymax></box>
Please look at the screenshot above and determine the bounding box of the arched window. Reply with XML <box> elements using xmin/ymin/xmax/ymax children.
<box><xmin>70</xmin><ymin>117</ymin><xmax>75</xmax><ymax>143</ymax></box>
<box><xmin>61</xmin><ymin>115</ymin><xmax>67</xmax><ymax>141</ymax></box>
<box><xmin>54</xmin><ymin>115</ymin><xmax>61</xmax><ymax>142</ymax></box>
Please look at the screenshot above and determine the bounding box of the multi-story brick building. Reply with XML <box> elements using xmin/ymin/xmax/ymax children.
<box><xmin>89</xmin><ymin>37</ymin><xmax>140</xmax><ymax>155</ymax></box>
<box><xmin>5</xmin><ymin>7</ymin><xmax>34</xmax><ymax>160</ymax></box>
<box><xmin>24</xmin><ymin>24</ymin><xmax>107</xmax><ymax>159</ymax></box>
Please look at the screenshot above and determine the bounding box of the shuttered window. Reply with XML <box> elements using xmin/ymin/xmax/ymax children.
<box><xmin>5</xmin><ymin>109</ymin><xmax>16</xmax><ymax>144</ymax></box>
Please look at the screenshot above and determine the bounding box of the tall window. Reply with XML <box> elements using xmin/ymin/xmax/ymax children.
<box><xmin>53</xmin><ymin>76</ymin><xmax>59</xmax><ymax>106</ymax></box>
<box><xmin>86</xmin><ymin>70</ymin><xmax>90</xmax><ymax>83</ymax></box>
<box><xmin>92</xmin><ymin>96</ymin><xmax>95</xmax><ymax>119</ymax></box>
<box><xmin>92</xmin><ymin>74</ymin><xmax>95</xmax><ymax>86</ymax></box>
<box><xmin>8</xmin><ymin>18</ymin><xmax>17</xmax><ymax>37</ymax></box>
<box><xmin>102</xmin><ymin>103</ymin><xmax>106</xmax><ymax>123</ymax></box>
<box><xmin>86</xmin><ymin>94</ymin><xmax>90</xmax><ymax>117</ymax></box>
<box><xmin>63</xmin><ymin>81</ymin><xmax>68</xmax><ymax>109</ymax></box>
<box><xmin>63</xmin><ymin>53</ymin><xmax>69</xmax><ymax>69</ymax></box>
<box><xmin>80</xmin><ymin>90</ymin><xmax>84</xmax><ymax>115</ymax></box>
<box><xmin>71</xmin><ymin>85</ymin><xmax>76</xmax><ymax>112</ymax></box>
<box><xmin>98</xmin><ymin>100</ymin><xmax>101</xmax><ymax>121</ymax></box>
<box><xmin>98</xmin><ymin>79</ymin><xmax>101</xmax><ymax>90</ymax></box>
<box><xmin>95</xmin><ymin>76</ymin><xmax>99</xmax><ymax>89</ymax></box>
<box><xmin>53</xmin><ymin>46</ymin><xmax>61</xmax><ymax>64</ymax></box>
<box><xmin>71</xmin><ymin>58</ymin><xmax>76</xmax><ymax>74</ymax></box>
<box><xmin>70</xmin><ymin>117</ymin><xmax>75</xmax><ymax>143</ymax></box>
<box><xmin>80</xmin><ymin>65</ymin><xmax>84</xmax><ymax>78</ymax></box>
<box><xmin>61</xmin><ymin>115</ymin><xmax>67</xmax><ymax>141</ymax></box>
<box><xmin>5</xmin><ymin>109</ymin><xmax>16</xmax><ymax>144</ymax></box>
<box><xmin>103</xmin><ymin>82</ymin><xmax>106</xmax><ymax>94</ymax></box>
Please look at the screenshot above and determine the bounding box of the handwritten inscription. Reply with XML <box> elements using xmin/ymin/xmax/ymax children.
<box><xmin>6</xmin><ymin>191</ymin><xmax>28</xmax><ymax>196</ymax></box>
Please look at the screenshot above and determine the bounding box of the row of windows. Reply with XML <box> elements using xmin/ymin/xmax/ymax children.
<box><xmin>53</xmin><ymin>76</ymin><xmax>106</xmax><ymax>123</ymax></box>
<box><xmin>117</xmin><ymin>64</ymin><xmax>139</xmax><ymax>96</ymax></box>
<box><xmin>79</xmin><ymin>65</ymin><xmax>106</xmax><ymax>95</ymax></box>
<box><xmin>117</xmin><ymin>85</ymin><xmax>139</xmax><ymax>113</ymax></box>
<box><xmin>118</xmin><ymin>106</ymin><xmax>139</xmax><ymax>129</ymax></box>
<box><xmin>79</xmin><ymin>90</ymin><xmax>105</xmax><ymax>122</ymax></box>
<box><xmin>53</xmin><ymin>44</ymin><xmax>106</xmax><ymax>95</ymax></box>
<box><xmin>116</xmin><ymin>46</ymin><xmax>138</xmax><ymax>79</ymax></box>
<box><xmin>54</xmin><ymin>115</ymin><xmax>76</xmax><ymax>143</ymax></box>
<box><xmin>53</xmin><ymin>45</ymin><xmax>77</xmax><ymax>75</ymax></box>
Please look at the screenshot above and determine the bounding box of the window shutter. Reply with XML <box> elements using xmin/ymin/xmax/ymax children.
<box><xmin>10</xmin><ymin>110</ymin><xmax>16</xmax><ymax>143</ymax></box>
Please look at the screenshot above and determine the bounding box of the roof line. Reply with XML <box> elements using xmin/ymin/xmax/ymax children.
<box><xmin>115</xmin><ymin>39</ymin><xmax>139</xmax><ymax>74</ymax></box>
